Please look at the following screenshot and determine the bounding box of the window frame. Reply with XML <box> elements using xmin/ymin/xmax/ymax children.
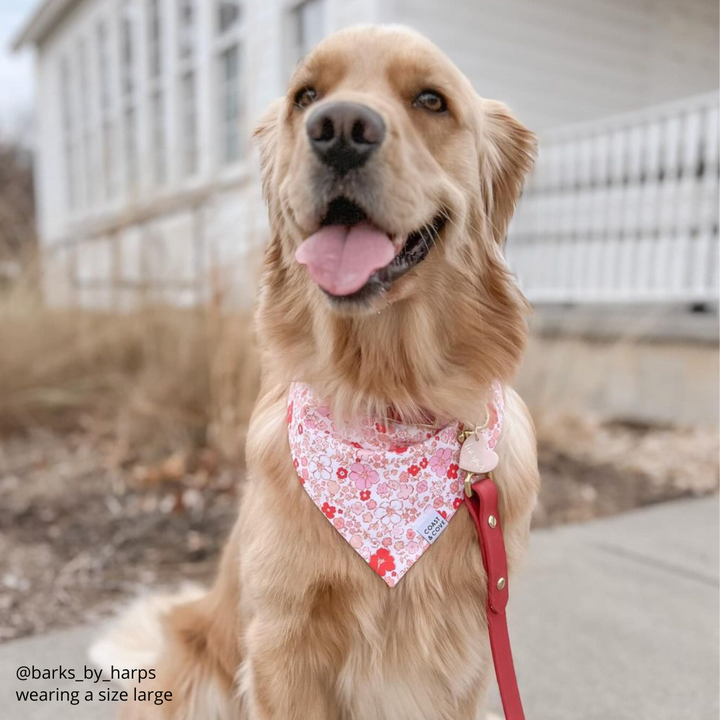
<box><xmin>214</xmin><ymin>0</ymin><xmax>245</xmax><ymax>168</ymax></box>
<box><xmin>177</xmin><ymin>0</ymin><xmax>199</xmax><ymax>178</ymax></box>
<box><xmin>147</xmin><ymin>0</ymin><xmax>167</xmax><ymax>187</ymax></box>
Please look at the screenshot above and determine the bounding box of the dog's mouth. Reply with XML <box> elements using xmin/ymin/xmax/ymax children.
<box><xmin>295</xmin><ymin>197</ymin><xmax>447</xmax><ymax>302</ymax></box>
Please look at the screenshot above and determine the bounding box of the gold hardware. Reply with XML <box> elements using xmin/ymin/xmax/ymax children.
<box><xmin>464</xmin><ymin>470</ymin><xmax>474</xmax><ymax>498</ymax></box>
<box><xmin>457</xmin><ymin>428</ymin><xmax>472</xmax><ymax>444</ymax></box>
<box><xmin>488</xmin><ymin>515</ymin><xmax>497</xmax><ymax>528</ymax></box>
<box><xmin>497</xmin><ymin>577</ymin><xmax>506</xmax><ymax>591</ymax></box>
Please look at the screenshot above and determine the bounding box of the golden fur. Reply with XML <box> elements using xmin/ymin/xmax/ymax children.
<box><xmin>92</xmin><ymin>25</ymin><xmax>540</xmax><ymax>720</ymax></box>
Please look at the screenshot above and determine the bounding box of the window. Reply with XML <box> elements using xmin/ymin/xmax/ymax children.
<box><xmin>291</xmin><ymin>0</ymin><xmax>326</xmax><ymax>65</ymax></box>
<box><xmin>77</xmin><ymin>38</ymin><xmax>95</xmax><ymax>208</ymax></box>
<box><xmin>215</xmin><ymin>1</ymin><xmax>243</xmax><ymax>165</ymax></box>
<box><xmin>178</xmin><ymin>0</ymin><xmax>196</xmax><ymax>60</ymax></box>
<box><xmin>148</xmin><ymin>0</ymin><xmax>162</xmax><ymax>79</ymax></box>
<box><xmin>97</xmin><ymin>20</ymin><xmax>115</xmax><ymax>201</ymax></box>
<box><xmin>151</xmin><ymin>90</ymin><xmax>166</xmax><ymax>186</ymax></box>
<box><xmin>181</xmin><ymin>71</ymin><xmax>198</xmax><ymax>175</ymax></box>
<box><xmin>147</xmin><ymin>0</ymin><xmax>166</xmax><ymax>185</ymax></box>
<box><xmin>60</xmin><ymin>58</ymin><xmax>78</xmax><ymax>211</ymax></box>
<box><xmin>120</xmin><ymin>1</ymin><xmax>138</xmax><ymax>191</ymax></box>
<box><xmin>178</xmin><ymin>0</ymin><xmax>198</xmax><ymax>176</ymax></box>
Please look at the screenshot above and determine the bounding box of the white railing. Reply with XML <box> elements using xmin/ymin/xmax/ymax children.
<box><xmin>506</xmin><ymin>92</ymin><xmax>719</xmax><ymax>304</ymax></box>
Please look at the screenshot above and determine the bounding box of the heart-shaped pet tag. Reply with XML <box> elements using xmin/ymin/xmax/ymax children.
<box><xmin>459</xmin><ymin>434</ymin><xmax>499</xmax><ymax>474</ymax></box>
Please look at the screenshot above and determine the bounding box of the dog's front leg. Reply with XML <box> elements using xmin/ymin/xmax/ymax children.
<box><xmin>243</xmin><ymin>613</ymin><xmax>340</xmax><ymax>720</ymax></box>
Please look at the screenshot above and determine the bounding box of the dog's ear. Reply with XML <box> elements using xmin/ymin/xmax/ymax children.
<box><xmin>477</xmin><ymin>99</ymin><xmax>536</xmax><ymax>244</ymax></box>
<box><xmin>253</xmin><ymin>98</ymin><xmax>284</xmax><ymax>202</ymax></box>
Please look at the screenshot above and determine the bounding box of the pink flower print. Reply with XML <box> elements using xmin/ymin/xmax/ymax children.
<box><xmin>376</xmin><ymin>500</ymin><xmax>404</xmax><ymax>527</ymax></box>
<box><xmin>416</xmin><ymin>480</ymin><xmax>428</xmax><ymax>494</ymax></box>
<box><xmin>398</xmin><ymin>485</ymin><xmax>412</xmax><ymax>500</ymax></box>
<box><xmin>367</xmin><ymin>500</ymin><xmax>377</xmax><ymax>510</ymax></box>
<box><xmin>351</xmin><ymin>463</ymin><xmax>379</xmax><ymax>490</ymax></box>
<box><xmin>308</xmin><ymin>455</ymin><xmax>332</xmax><ymax>482</ymax></box>
<box><xmin>382</xmin><ymin>537</ymin><xmax>393</xmax><ymax>547</ymax></box>
<box><xmin>377</xmin><ymin>482</ymin><xmax>390</xmax><ymax>497</ymax></box>
<box><xmin>433</xmin><ymin>496</ymin><xmax>444</xmax><ymax>509</ymax></box>
<box><xmin>405</xmin><ymin>506</ymin><xmax>419</xmax><ymax>522</ymax></box>
<box><xmin>286</xmin><ymin>401</ymin><xmax>293</xmax><ymax>426</ymax></box>
<box><xmin>430</xmin><ymin>447</ymin><xmax>453</xmax><ymax>477</ymax></box>
<box><xmin>406</xmin><ymin>529</ymin><xmax>416</xmax><ymax>540</ymax></box>
<box><xmin>407</xmin><ymin>541</ymin><xmax>420</xmax><ymax>554</ymax></box>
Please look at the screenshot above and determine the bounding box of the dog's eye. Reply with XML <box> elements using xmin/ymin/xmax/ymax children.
<box><xmin>414</xmin><ymin>90</ymin><xmax>448</xmax><ymax>114</ymax></box>
<box><xmin>294</xmin><ymin>87</ymin><xmax>318</xmax><ymax>110</ymax></box>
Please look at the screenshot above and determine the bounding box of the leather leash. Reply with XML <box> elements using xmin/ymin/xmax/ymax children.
<box><xmin>465</xmin><ymin>476</ymin><xmax>526</xmax><ymax>720</ymax></box>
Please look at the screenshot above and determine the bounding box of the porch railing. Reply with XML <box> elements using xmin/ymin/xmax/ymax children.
<box><xmin>506</xmin><ymin>92</ymin><xmax>719</xmax><ymax>304</ymax></box>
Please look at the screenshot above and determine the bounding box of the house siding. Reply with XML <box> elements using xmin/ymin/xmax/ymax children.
<box><xmin>387</xmin><ymin>0</ymin><xmax>719</xmax><ymax>130</ymax></box>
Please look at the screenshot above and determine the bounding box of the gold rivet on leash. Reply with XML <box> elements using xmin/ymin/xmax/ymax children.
<box><xmin>488</xmin><ymin>515</ymin><xmax>497</xmax><ymax>529</ymax></box>
<box><xmin>497</xmin><ymin>577</ymin><xmax>506</xmax><ymax>591</ymax></box>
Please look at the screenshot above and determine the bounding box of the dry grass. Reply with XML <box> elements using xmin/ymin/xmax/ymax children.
<box><xmin>0</xmin><ymin>278</ymin><xmax>259</xmax><ymax>462</ymax></box>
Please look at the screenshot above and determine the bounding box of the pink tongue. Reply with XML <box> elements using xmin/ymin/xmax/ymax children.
<box><xmin>295</xmin><ymin>223</ymin><xmax>397</xmax><ymax>296</ymax></box>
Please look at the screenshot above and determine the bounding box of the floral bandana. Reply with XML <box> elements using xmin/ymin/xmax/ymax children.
<box><xmin>287</xmin><ymin>381</ymin><xmax>504</xmax><ymax>587</ymax></box>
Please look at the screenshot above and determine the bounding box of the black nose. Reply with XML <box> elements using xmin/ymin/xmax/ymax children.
<box><xmin>306</xmin><ymin>102</ymin><xmax>386</xmax><ymax>175</ymax></box>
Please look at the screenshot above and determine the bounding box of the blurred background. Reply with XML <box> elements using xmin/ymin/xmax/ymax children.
<box><xmin>0</xmin><ymin>0</ymin><xmax>718</xmax><ymax>657</ymax></box>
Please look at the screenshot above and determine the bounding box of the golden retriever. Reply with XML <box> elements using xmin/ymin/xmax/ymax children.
<box><xmin>92</xmin><ymin>25</ymin><xmax>539</xmax><ymax>720</ymax></box>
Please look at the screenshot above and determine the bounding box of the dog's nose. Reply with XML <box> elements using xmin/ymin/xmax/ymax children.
<box><xmin>306</xmin><ymin>102</ymin><xmax>386</xmax><ymax>175</ymax></box>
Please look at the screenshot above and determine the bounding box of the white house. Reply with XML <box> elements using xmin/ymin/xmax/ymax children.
<box><xmin>13</xmin><ymin>0</ymin><xmax>720</xmax><ymax>309</ymax></box>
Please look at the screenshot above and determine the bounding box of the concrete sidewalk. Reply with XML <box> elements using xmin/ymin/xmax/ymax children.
<box><xmin>1</xmin><ymin>497</ymin><xmax>717</xmax><ymax>719</ymax></box>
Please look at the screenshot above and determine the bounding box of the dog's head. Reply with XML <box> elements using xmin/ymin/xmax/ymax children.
<box><xmin>254</xmin><ymin>26</ymin><xmax>535</xmax><ymax>418</ymax></box>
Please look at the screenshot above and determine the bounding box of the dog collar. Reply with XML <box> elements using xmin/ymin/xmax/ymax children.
<box><xmin>287</xmin><ymin>381</ymin><xmax>504</xmax><ymax>586</ymax></box>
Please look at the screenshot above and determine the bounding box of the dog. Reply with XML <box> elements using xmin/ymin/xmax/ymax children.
<box><xmin>91</xmin><ymin>25</ymin><xmax>539</xmax><ymax>720</ymax></box>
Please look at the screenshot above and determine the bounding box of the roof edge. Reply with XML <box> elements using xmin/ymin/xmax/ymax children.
<box><xmin>11</xmin><ymin>0</ymin><xmax>80</xmax><ymax>51</ymax></box>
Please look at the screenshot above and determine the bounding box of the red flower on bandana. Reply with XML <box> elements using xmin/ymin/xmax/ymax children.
<box><xmin>369</xmin><ymin>548</ymin><xmax>396</xmax><ymax>577</ymax></box>
<box><xmin>419</xmin><ymin>457</ymin><xmax>429</xmax><ymax>469</ymax></box>
<box><xmin>359</xmin><ymin>489</ymin><xmax>371</xmax><ymax>501</ymax></box>
<box><xmin>389</xmin><ymin>444</ymin><xmax>408</xmax><ymax>454</ymax></box>
<box><xmin>322</xmin><ymin>502</ymin><xmax>336</xmax><ymax>519</ymax></box>
<box><xmin>447</xmin><ymin>463</ymin><xmax>459</xmax><ymax>480</ymax></box>
<box><xmin>375</xmin><ymin>422</ymin><xmax>387</xmax><ymax>434</ymax></box>
<box><xmin>351</xmin><ymin>441</ymin><xmax>363</xmax><ymax>449</ymax></box>
<box><xmin>408</xmin><ymin>464</ymin><xmax>420</xmax><ymax>476</ymax></box>
<box><xmin>453</xmin><ymin>497</ymin><xmax>463</xmax><ymax>510</ymax></box>
<box><xmin>337</xmin><ymin>467</ymin><xmax>348</xmax><ymax>480</ymax></box>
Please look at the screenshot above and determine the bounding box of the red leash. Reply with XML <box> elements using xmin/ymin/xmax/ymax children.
<box><xmin>465</xmin><ymin>476</ymin><xmax>526</xmax><ymax>720</ymax></box>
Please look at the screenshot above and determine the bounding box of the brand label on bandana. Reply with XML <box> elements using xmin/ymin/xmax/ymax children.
<box><xmin>414</xmin><ymin>508</ymin><xmax>449</xmax><ymax>544</ymax></box>
<box><xmin>287</xmin><ymin>381</ymin><xmax>503</xmax><ymax>587</ymax></box>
